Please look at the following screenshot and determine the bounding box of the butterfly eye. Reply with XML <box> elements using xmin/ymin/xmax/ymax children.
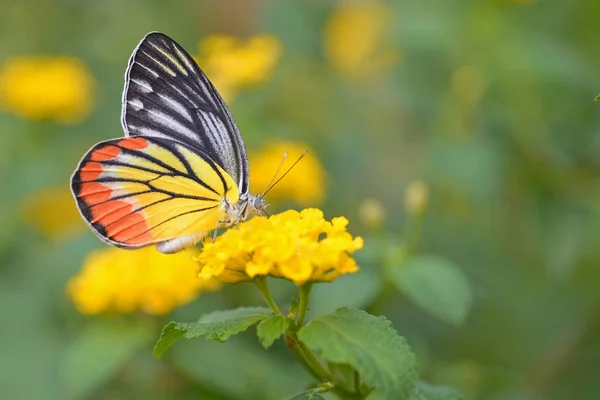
<box><xmin>253</xmin><ymin>197</ymin><xmax>267</xmax><ymax>211</ymax></box>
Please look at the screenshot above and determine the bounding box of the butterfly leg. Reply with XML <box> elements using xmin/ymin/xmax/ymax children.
<box><xmin>212</xmin><ymin>219</ymin><xmax>232</xmax><ymax>242</ymax></box>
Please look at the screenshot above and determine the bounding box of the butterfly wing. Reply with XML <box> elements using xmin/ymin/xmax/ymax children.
<box><xmin>70</xmin><ymin>136</ymin><xmax>239</xmax><ymax>250</ymax></box>
<box><xmin>121</xmin><ymin>31</ymin><xmax>249</xmax><ymax>195</ymax></box>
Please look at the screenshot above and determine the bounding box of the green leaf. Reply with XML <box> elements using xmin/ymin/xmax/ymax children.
<box><xmin>257</xmin><ymin>314</ymin><xmax>292</xmax><ymax>349</ymax></box>
<box><xmin>298</xmin><ymin>307</ymin><xmax>418</xmax><ymax>400</ymax></box>
<box><xmin>285</xmin><ymin>388</ymin><xmax>327</xmax><ymax>400</ymax></box>
<box><xmin>153</xmin><ymin>322</ymin><xmax>186</xmax><ymax>358</ymax></box>
<box><xmin>595</xmin><ymin>94</ymin><xmax>600</xmax><ymax>101</ymax></box>
<box><xmin>388</xmin><ymin>255</ymin><xmax>473</xmax><ymax>326</ymax></box>
<box><xmin>61</xmin><ymin>319</ymin><xmax>154</xmax><ymax>399</ymax></box>
<box><xmin>414</xmin><ymin>381</ymin><xmax>466</xmax><ymax>400</ymax></box>
<box><xmin>153</xmin><ymin>307</ymin><xmax>272</xmax><ymax>357</ymax></box>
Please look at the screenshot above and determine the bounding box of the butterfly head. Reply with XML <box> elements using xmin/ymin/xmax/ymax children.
<box><xmin>247</xmin><ymin>194</ymin><xmax>268</xmax><ymax>217</ymax></box>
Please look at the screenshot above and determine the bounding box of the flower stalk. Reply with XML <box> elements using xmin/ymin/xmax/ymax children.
<box><xmin>254</xmin><ymin>276</ymin><xmax>283</xmax><ymax>316</ymax></box>
<box><xmin>296</xmin><ymin>282</ymin><xmax>313</xmax><ymax>328</ymax></box>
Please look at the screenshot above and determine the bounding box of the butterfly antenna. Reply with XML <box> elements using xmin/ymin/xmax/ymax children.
<box><xmin>260</xmin><ymin>151</ymin><xmax>289</xmax><ymax>198</ymax></box>
<box><xmin>262</xmin><ymin>150</ymin><xmax>307</xmax><ymax>197</ymax></box>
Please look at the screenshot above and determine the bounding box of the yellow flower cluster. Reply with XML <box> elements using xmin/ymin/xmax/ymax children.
<box><xmin>0</xmin><ymin>56</ymin><xmax>94</xmax><ymax>124</ymax></box>
<box><xmin>249</xmin><ymin>140</ymin><xmax>326</xmax><ymax>206</ymax></box>
<box><xmin>197</xmin><ymin>209</ymin><xmax>363</xmax><ymax>286</ymax></box>
<box><xmin>20</xmin><ymin>186</ymin><xmax>85</xmax><ymax>241</ymax></box>
<box><xmin>324</xmin><ymin>0</ymin><xmax>400</xmax><ymax>78</ymax></box>
<box><xmin>196</xmin><ymin>34</ymin><xmax>282</xmax><ymax>102</ymax></box>
<box><xmin>67</xmin><ymin>247</ymin><xmax>221</xmax><ymax>315</ymax></box>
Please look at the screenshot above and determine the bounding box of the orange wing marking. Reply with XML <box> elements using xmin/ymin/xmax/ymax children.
<box><xmin>119</xmin><ymin>137</ymin><xmax>149</xmax><ymax>150</ymax></box>
<box><xmin>91</xmin><ymin>145</ymin><xmax>121</xmax><ymax>161</ymax></box>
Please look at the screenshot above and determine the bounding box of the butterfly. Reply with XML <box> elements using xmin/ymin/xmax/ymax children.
<box><xmin>71</xmin><ymin>32</ymin><xmax>270</xmax><ymax>254</ymax></box>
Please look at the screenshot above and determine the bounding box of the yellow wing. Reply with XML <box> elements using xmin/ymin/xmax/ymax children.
<box><xmin>71</xmin><ymin>136</ymin><xmax>239</xmax><ymax>249</ymax></box>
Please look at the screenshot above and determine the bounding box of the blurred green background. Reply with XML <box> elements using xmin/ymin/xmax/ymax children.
<box><xmin>2</xmin><ymin>0</ymin><xmax>600</xmax><ymax>399</ymax></box>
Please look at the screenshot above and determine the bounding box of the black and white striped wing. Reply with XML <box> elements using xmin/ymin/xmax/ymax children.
<box><xmin>121</xmin><ymin>31</ymin><xmax>249</xmax><ymax>195</ymax></box>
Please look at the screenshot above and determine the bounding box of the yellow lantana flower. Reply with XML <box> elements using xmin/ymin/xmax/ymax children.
<box><xmin>0</xmin><ymin>56</ymin><xmax>94</xmax><ymax>124</ymax></box>
<box><xmin>324</xmin><ymin>0</ymin><xmax>400</xmax><ymax>78</ymax></box>
<box><xmin>67</xmin><ymin>247</ymin><xmax>221</xmax><ymax>315</ymax></box>
<box><xmin>20</xmin><ymin>186</ymin><xmax>85</xmax><ymax>241</ymax></box>
<box><xmin>195</xmin><ymin>34</ymin><xmax>282</xmax><ymax>102</ymax></box>
<box><xmin>197</xmin><ymin>208</ymin><xmax>363</xmax><ymax>286</ymax></box>
<box><xmin>250</xmin><ymin>140</ymin><xmax>326</xmax><ymax>206</ymax></box>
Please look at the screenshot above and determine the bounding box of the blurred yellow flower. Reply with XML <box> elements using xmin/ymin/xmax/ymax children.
<box><xmin>195</xmin><ymin>34</ymin><xmax>282</xmax><ymax>102</ymax></box>
<box><xmin>197</xmin><ymin>208</ymin><xmax>363</xmax><ymax>286</ymax></box>
<box><xmin>324</xmin><ymin>0</ymin><xmax>400</xmax><ymax>78</ymax></box>
<box><xmin>250</xmin><ymin>140</ymin><xmax>326</xmax><ymax>206</ymax></box>
<box><xmin>0</xmin><ymin>56</ymin><xmax>94</xmax><ymax>124</ymax></box>
<box><xmin>67</xmin><ymin>247</ymin><xmax>221</xmax><ymax>315</ymax></box>
<box><xmin>20</xmin><ymin>186</ymin><xmax>85</xmax><ymax>241</ymax></box>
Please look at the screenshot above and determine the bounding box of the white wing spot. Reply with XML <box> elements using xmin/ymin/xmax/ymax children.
<box><xmin>199</xmin><ymin>111</ymin><xmax>224</xmax><ymax>150</ymax></box>
<box><xmin>129</xmin><ymin>123</ymin><xmax>167</xmax><ymax>138</ymax></box>
<box><xmin>209</xmin><ymin>112</ymin><xmax>233</xmax><ymax>151</ymax></box>
<box><xmin>131</xmin><ymin>78</ymin><xmax>153</xmax><ymax>94</ymax></box>
<box><xmin>155</xmin><ymin>92</ymin><xmax>193</xmax><ymax>122</ymax></box>
<box><xmin>135</xmin><ymin>61</ymin><xmax>160</xmax><ymax>78</ymax></box>
<box><xmin>128</xmin><ymin>98</ymin><xmax>144</xmax><ymax>111</ymax></box>
<box><xmin>145</xmin><ymin>108</ymin><xmax>197</xmax><ymax>141</ymax></box>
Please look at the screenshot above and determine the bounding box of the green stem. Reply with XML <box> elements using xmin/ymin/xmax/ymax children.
<box><xmin>284</xmin><ymin>334</ymin><xmax>322</xmax><ymax>381</ymax></box>
<box><xmin>254</xmin><ymin>277</ymin><xmax>283</xmax><ymax>315</ymax></box>
<box><xmin>297</xmin><ymin>339</ymin><xmax>334</xmax><ymax>382</ymax></box>
<box><xmin>403</xmin><ymin>211</ymin><xmax>425</xmax><ymax>255</ymax></box>
<box><xmin>256</xmin><ymin>279</ymin><xmax>363</xmax><ymax>399</ymax></box>
<box><xmin>353</xmin><ymin>370</ymin><xmax>361</xmax><ymax>395</ymax></box>
<box><xmin>296</xmin><ymin>282</ymin><xmax>313</xmax><ymax>328</ymax></box>
<box><xmin>286</xmin><ymin>333</ymin><xmax>359</xmax><ymax>399</ymax></box>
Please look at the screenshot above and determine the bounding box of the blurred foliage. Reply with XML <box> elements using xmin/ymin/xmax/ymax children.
<box><xmin>1</xmin><ymin>0</ymin><xmax>600</xmax><ymax>399</ymax></box>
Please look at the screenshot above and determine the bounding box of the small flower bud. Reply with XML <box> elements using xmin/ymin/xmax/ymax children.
<box><xmin>358</xmin><ymin>198</ymin><xmax>386</xmax><ymax>230</ymax></box>
<box><xmin>404</xmin><ymin>180</ymin><xmax>429</xmax><ymax>216</ymax></box>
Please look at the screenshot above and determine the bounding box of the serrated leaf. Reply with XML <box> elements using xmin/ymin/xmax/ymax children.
<box><xmin>153</xmin><ymin>307</ymin><xmax>271</xmax><ymax>357</ymax></box>
<box><xmin>298</xmin><ymin>307</ymin><xmax>418</xmax><ymax>400</ymax></box>
<box><xmin>257</xmin><ymin>314</ymin><xmax>291</xmax><ymax>349</ymax></box>
<box><xmin>389</xmin><ymin>255</ymin><xmax>473</xmax><ymax>326</ymax></box>
<box><xmin>413</xmin><ymin>381</ymin><xmax>466</xmax><ymax>400</ymax></box>
<box><xmin>190</xmin><ymin>307</ymin><xmax>272</xmax><ymax>341</ymax></box>
<box><xmin>285</xmin><ymin>388</ymin><xmax>327</xmax><ymax>400</ymax></box>
<box><xmin>62</xmin><ymin>319</ymin><xmax>153</xmax><ymax>399</ymax></box>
